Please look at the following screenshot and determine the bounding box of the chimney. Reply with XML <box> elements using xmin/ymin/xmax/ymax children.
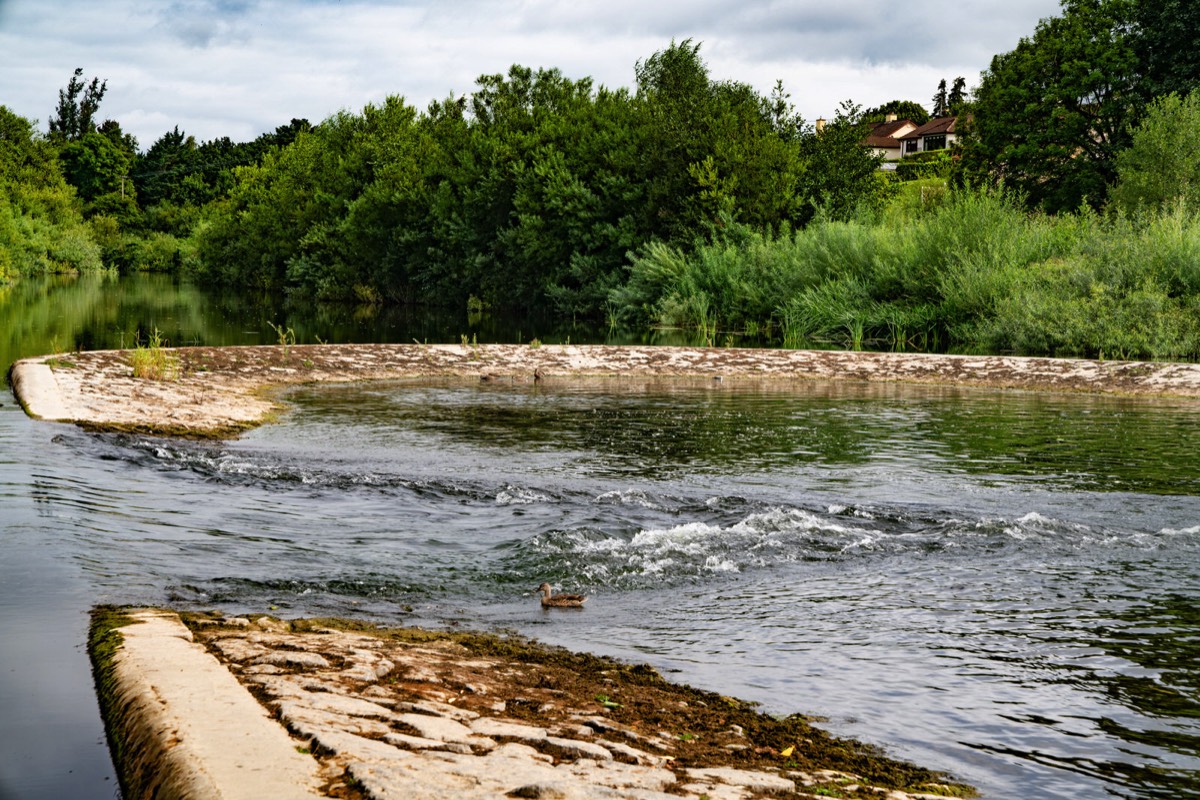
<box><xmin>815</xmin><ymin>117</ymin><xmax>826</xmax><ymax>134</ymax></box>
<box><xmin>885</xmin><ymin>113</ymin><xmax>897</xmax><ymax>122</ymax></box>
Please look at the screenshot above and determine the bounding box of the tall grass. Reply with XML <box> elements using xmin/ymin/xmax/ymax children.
<box><xmin>619</xmin><ymin>189</ymin><xmax>1200</xmax><ymax>360</ymax></box>
<box><xmin>129</xmin><ymin>328</ymin><xmax>180</xmax><ymax>380</ymax></box>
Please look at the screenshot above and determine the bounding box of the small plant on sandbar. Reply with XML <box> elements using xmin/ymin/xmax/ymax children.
<box><xmin>130</xmin><ymin>327</ymin><xmax>179</xmax><ymax>380</ymax></box>
<box><xmin>268</xmin><ymin>321</ymin><xmax>297</xmax><ymax>358</ymax></box>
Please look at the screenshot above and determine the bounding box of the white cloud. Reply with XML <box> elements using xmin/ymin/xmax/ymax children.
<box><xmin>0</xmin><ymin>0</ymin><xmax>1061</xmax><ymax>148</ymax></box>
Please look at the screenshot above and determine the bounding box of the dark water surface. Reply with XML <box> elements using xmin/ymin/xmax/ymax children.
<box><xmin>2</xmin><ymin>275</ymin><xmax>1200</xmax><ymax>799</ymax></box>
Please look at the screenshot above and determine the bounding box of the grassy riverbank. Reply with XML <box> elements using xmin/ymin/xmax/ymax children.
<box><xmin>618</xmin><ymin>189</ymin><xmax>1200</xmax><ymax>361</ymax></box>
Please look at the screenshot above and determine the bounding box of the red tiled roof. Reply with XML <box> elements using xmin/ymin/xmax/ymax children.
<box><xmin>864</xmin><ymin>119</ymin><xmax>916</xmax><ymax>148</ymax></box>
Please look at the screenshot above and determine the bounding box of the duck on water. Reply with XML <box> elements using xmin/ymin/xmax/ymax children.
<box><xmin>537</xmin><ymin>583</ymin><xmax>587</xmax><ymax>608</ymax></box>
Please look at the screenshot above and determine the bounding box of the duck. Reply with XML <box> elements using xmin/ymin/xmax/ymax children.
<box><xmin>536</xmin><ymin>582</ymin><xmax>587</xmax><ymax>608</ymax></box>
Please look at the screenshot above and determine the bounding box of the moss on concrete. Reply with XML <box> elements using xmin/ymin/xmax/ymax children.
<box><xmin>88</xmin><ymin>606</ymin><xmax>139</xmax><ymax>800</ymax></box>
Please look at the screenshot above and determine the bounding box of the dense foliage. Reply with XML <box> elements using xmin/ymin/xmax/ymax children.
<box><xmin>958</xmin><ymin>0</ymin><xmax>1200</xmax><ymax>212</ymax></box>
<box><xmin>621</xmin><ymin>190</ymin><xmax>1200</xmax><ymax>359</ymax></box>
<box><xmin>957</xmin><ymin>0</ymin><xmax>1137</xmax><ymax>212</ymax></box>
<box><xmin>1111</xmin><ymin>89</ymin><xmax>1200</xmax><ymax>213</ymax></box>
<box><xmin>4</xmin><ymin>18</ymin><xmax>1200</xmax><ymax>361</ymax></box>
<box><xmin>0</xmin><ymin>106</ymin><xmax>101</xmax><ymax>280</ymax></box>
<box><xmin>191</xmin><ymin>43</ymin><xmax>884</xmax><ymax>314</ymax></box>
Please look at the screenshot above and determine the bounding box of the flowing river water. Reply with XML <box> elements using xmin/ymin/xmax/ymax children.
<box><xmin>1</xmin><ymin>274</ymin><xmax>1199</xmax><ymax>800</ymax></box>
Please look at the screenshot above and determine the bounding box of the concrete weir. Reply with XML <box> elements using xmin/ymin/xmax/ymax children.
<box><xmin>90</xmin><ymin>609</ymin><xmax>975</xmax><ymax>800</ymax></box>
<box><xmin>11</xmin><ymin>343</ymin><xmax>1200</xmax><ymax>438</ymax></box>
<box><xmin>91</xmin><ymin>609</ymin><xmax>325</xmax><ymax>799</ymax></box>
<box><xmin>8</xmin><ymin>360</ymin><xmax>73</xmax><ymax>421</ymax></box>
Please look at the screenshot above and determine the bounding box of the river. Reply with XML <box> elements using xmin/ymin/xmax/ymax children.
<box><xmin>1</xmin><ymin>274</ymin><xmax>1199</xmax><ymax>800</ymax></box>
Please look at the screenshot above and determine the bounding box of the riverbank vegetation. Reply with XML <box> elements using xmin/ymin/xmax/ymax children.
<box><xmin>619</xmin><ymin>192</ymin><xmax>1200</xmax><ymax>359</ymax></box>
<box><xmin>2</xmin><ymin>0</ymin><xmax>1200</xmax><ymax>359</ymax></box>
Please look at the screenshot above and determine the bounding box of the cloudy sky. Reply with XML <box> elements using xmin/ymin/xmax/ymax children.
<box><xmin>0</xmin><ymin>0</ymin><xmax>1061</xmax><ymax>149</ymax></box>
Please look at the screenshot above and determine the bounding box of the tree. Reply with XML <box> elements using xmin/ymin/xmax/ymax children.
<box><xmin>149</xmin><ymin>120</ymin><xmax>314</xmax><ymax>210</ymax></box>
<box><xmin>0</xmin><ymin>106</ymin><xmax>60</xmax><ymax>189</ymax></box>
<box><xmin>49</xmin><ymin>68</ymin><xmax>107</xmax><ymax>141</ymax></box>
<box><xmin>955</xmin><ymin>0</ymin><xmax>1138</xmax><ymax>212</ymax></box>
<box><xmin>795</xmin><ymin>101</ymin><xmax>891</xmax><ymax>223</ymax></box>
<box><xmin>766</xmin><ymin>80</ymin><xmax>805</xmax><ymax>138</ymax></box>
<box><xmin>948</xmin><ymin>77</ymin><xmax>968</xmax><ymax>113</ymax></box>
<box><xmin>58</xmin><ymin>132</ymin><xmax>136</xmax><ymax>211</ymax></box>
<box><xmin>932</xmin><ymin>79</ymin><xmax>949</xmax><ymax>117</ymax></box>
<box><xmin>134</xmin><ymin>127</ymin><xmax>200</xmax><ymax>208</ymax></box>
<box><xmin>862</xmin><ymin>100</ymin><xmax>929</xmax><ymax>126</ymax></box>
<box><xmin>633</xmin><ymin>40</ymin><xmax>804</xmax><ymax>242</ymax></box>
<box><xmin>1111</xmin><ymin>89</ymin><xmax>1200</xmax><ymax>213</ymax></box>
<box><xmin>1131</xmin><ymin>0</ymin><xmax>1200</xmax><ymax>101</ymax></box>
<box><xmin>633</xmin><ymin>40</ymin><xmax>721</xmax><ymax>241</ymax></box>
<box><xmin>0</xmin><ymin>105</ymin><xmax>102</xmax><ymax>276</ymax></box>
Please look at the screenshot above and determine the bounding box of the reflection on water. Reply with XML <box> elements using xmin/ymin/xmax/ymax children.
<box><xmin>0</xmin><ymin>272</ymin><xmax>716</xmax><ymax>389</ymax></box>
<box><xmin>276</xmin><ymin>380</ymin><xmax>1200</xmax><ymax>496</ymax></box>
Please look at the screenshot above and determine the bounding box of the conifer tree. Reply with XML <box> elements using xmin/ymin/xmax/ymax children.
<box><xmin>932</xmin><ymin>79</ymin><xmax>948</xmax><ymax>117</ymax></box>
<box><xmin>49</xmin><ymin>68</ymin><xmax>107</xmax><ymax>141</ymax></box>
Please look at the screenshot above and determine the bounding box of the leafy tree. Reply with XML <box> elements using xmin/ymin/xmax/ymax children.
<box><xmin>0</xmin><ymin>105</ymin><xmax>101</xmax><ymax>276</ymax></box>
<box><xmin>633</xmin><ymin>40</ymin><xmax>804</xmax><ymax>241</ymax></box>
<box><xmin>482</xmin><ymin>71</ymin><xmax>645</xmax><ymax>313</ymax></box>
<box><xmin>134</xmin><ymin>119</ymin><xmax>313</xmax><ymax>227</ymax></box>
<box><xmin>198</xmin><ymin>100</ymin><xmax>412</xmax><ymax>293</ymax></box>
<box><xmin>1111</xmin><ymin>89</ymin><xmax>1200</xmax><ymax>213</ymax></box>
<box><xmin>956</xmin><ymin>0</ymin><xmax>1138</xmax><ymax>212</ymax></box>
<box><xmin>862</xmin><ymin>100</ymin><xmax>929</xmax><ymax>125</ymax></box>
<box><xmin>293</xmin><ymin>97</ymin><xmax>425</xmax><ymax>301</ymax></box>
<box><xmin>1131</xmin><ymin>0</ymin><xmax>1200</xmax><ymax>101</ymax></box>
<box><xmin>766</xmin><ymin>80</ymin><xmax>805</xmax><ymax>137</ymax></box>
<box><xmin>58</xmin><ymin>133</ymin><xmax>135</xmax><ymax>209</ymax></box>
<box><xmin>97</xmin><ymin>119</ymin><xmax>138</xmax><ymax>155</ymax></box>
<box><xmin>49</xmin><ymin>68</ymin><xmax>107</xmax><ymax>142</ymax></box>
<box><xmin>0</xmin><ymin>106</ymin><xmax>61</xmax><ymax>189</ymax></box>
<box><xmin>795</xmin><ymin>101</ymin><xmax>891</xmax><ymax>223</ymax></box>
<box><xmin>633</xmin><ymin>40</ymin><xmax>722</xmax><ymax>241</ymax></box>
<box><xmin>134</xmin><ymin>127</ymin><xmax>200</xmax><ymax>209</ymax></box>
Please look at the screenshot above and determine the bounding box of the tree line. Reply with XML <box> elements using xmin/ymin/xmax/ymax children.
<box><xmin>2</xmin><ymin>42</ymin><xmax>890</xmax><ymax>315</ymax></box>
<box><xmin>192</xmin><ymin>43</ymin><xmax>895</xmax><ymax>315</ymax></box>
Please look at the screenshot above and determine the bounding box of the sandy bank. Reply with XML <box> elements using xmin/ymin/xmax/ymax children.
<box><xmin>11</xmin><ymin>344</ymin><xmax>1200</xmax><ymax>437</ymax></box>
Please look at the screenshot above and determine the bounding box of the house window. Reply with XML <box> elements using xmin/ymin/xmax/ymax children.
<box><xmin>924</xmin><ymin>134</ymin><xmax>947</xmax><ymax>151</ymax></box>
<box><xmin>904</xmin><ymin>139</ymin><xmax>918</xmax><ymax>154</ymax></box>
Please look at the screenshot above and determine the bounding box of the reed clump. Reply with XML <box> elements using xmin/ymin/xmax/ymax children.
<box><xmin>129</xmin><ymin>327</ymin><xmax>180</xmax><ymax>380</ymax></box>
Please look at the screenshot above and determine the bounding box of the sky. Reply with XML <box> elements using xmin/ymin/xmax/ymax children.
<box><xmin>0</xmin><ymin>0</ymin><xmax>1063</xmax><ymax>149</ymax></box>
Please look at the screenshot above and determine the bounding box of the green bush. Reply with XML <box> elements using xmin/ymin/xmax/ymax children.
<box><xmin>1111</xmin><ymin>89</ymin><xmax>1200</xmax><ymax>214</ymax></box>
<box><xmin>895</xmin><ymin>151</ymin><xmax>952</xmax><ymax>181</ymax></box>
<box><xmin>981</xmin><ymin>257</ymin><xmax>1200</xmax><ymax>359</ymax></box>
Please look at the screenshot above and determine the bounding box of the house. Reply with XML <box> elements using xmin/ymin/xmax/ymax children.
<box><xmin>863</xmin><ymin>114</ymin><xmax>918</xmax><ymax>161</ymax></box>
<box><xmin>897</xmin><ymin>116</ymin><xmax>959</xmax><ymax>156</ymax></box>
